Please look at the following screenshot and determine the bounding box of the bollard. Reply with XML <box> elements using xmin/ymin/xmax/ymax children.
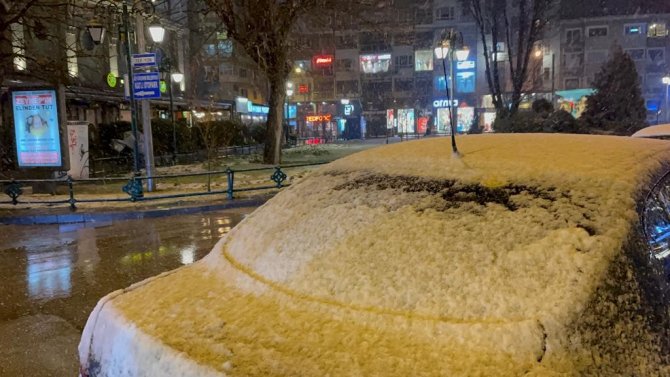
<box><xmin>226</xmin><ymin>168</ymin><xmax>234</xmax><ymax>200</ymax></box>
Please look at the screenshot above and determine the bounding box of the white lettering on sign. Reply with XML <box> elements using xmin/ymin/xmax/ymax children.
<box><xmin>433</xmin><ymin>99</ymin><xmax>459</xmax><ymax>108</ymax></box>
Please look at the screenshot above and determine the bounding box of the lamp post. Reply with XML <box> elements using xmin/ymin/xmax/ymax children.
<box><xmin>663</xmin><ymin>75</ymin><xmax>670</xmax><ymax>124</ymax></box>
<box><xmin>435</xmin><ymin>29</ymin><xmax>469</xmax><ymax>157</ymax></box>
<box><xmin>148</xmin><ymin>21</ymin><xmax>183</xmax><ymax>163</ymax></box>
<box><xmin>87</xmin><ymin>0</ymin><xmax>154</xmax><ymax>176</ymax></box>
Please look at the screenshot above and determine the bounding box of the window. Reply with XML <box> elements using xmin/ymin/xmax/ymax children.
<box><xmin>336</xmin><ymin>58</ymin><xmax>353</xmax><ymax>72</ymax></box>
<box><xmin>624</xmin><ymin>24</ymin><xmax>645</xmax><ymax>35</ymax></box>
<box><xmin>314</xmin><ymin>80</ymin><xmax>334</xmax><ymax>94</ymax></box>
<box><xmin>543</xmin><ymin>67</ymin><xmax>551</xmax><ymax>81</ymax></box>
<box><xmin>648</xmin><ymin>23</ymin><xmax>668</xmax><ymax>38</ymax></box>
<box><xmin>586</xmin><ymin>50</ymin><xmax>607</xmax><ymax>65</ymax></box>
<box><xmin>625</xmin><ymin>48</ymin><xmax>645</xmax><ymax>61</ymax></box>
<box><xmin>565</xmin><ymin>29</ymin><xmax>582</xmax><ymax>47</ymax></box>
<box><xmin>415</xmin><ymin>50</ymin><xmax>434</xmax><ymax>71</ymax></box>
<box><xmin>219</xmin><ymin>63</ymin><xmax>234</xmax><ymax>76</ymax></box>
<box><xmin>336</xmin><ymin>80</ymin><xmax>359</xmax><ymax>95</ymax></box>
<box><xmin>11</xmin><ymin>22</ymin><xmax>26</xmax><ymax>71</ymax></box>
<box><xmin>360</xmin><ymin>54</ymin><xmax>392</xmax><ymax>74</ymax></box>
<box><xmin>587</xmin><ymin>26</ymin><xmax>608</xmax><ymax>37</ymax></box>
<box><xmin>649</xmin><ymin>48</ymin><xmax>665</xmax><ymax>64</ymax></box>
<box><xmin>203</xmin><ymin>44</ymin><xmax>216</xmax><ymax>57</ymax></box>
<box><xmin>394</xmin><ymin>55</ymin><xmax>413</xmax><ymax>68</ymax></box>
<box><xmin>436</xmin><ymin>6</ymin><xmax>455</xmax><ymax>21</ymax></box>
<box><xmin>336</xmin><ymin>35</ymin><xmax>358</xmax><ymax>49</ymax></box>
<box><xmin>394</xmin><ymin>78</ymin><xmax>413</xmax><ymax>91</ymax></box>
<box><xmin>564</xmin><ymin>53</ymin><xmax>584</xmax><ymax>70</ymax></box>
<box><xmin>108</xmin><ymin>37</ymin><xmax>118</xmax><ymax>77</ymax></box>
<box><xmin>565</xmin><ymin>78</ymin><xmax>580</xmax><ymax>89</ymax></box>
<box><xmin>239</xmin><ymin>68</ymin><xmax>248</xmax><ymax>78</ymax></box>
<box><xmin>66</xmin><ymin>30</ymin><xmax>78</xmax><ymax>77</ymax></box>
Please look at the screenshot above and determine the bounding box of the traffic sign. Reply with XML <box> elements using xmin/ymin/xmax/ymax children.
<box><xmin>132</xmin><ymin>72</ymin><xmax>161</xmax><ymax>99</ymax></box>
<box><xmin>132</xmin><ymin>53</ymin><xmax>157</xmax><ymax>68</ymax></box>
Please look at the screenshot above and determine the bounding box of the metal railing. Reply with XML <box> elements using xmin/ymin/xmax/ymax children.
<box><xmin>0</xmin><ymin>162</ymin><xmax>327</xmax><ymax>212</ymax></box>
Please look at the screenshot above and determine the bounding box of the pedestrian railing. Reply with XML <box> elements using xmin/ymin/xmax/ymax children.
<box><xmin>0</xmin><ymin>162</ymin><xmax>327</xmax><ymax>212</ymax></box>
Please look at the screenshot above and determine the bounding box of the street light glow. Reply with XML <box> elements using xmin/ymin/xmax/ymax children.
<box><xmin>148</xmin><ymin>22</ymin><xmax>165</xmax><ymax>43</ymax></box>
<box><xmin>663</xmin><ymin>76</ymin><xmax>670</xmax><ymax>85</ymax></box>
<box><xmin>86</xmin><ymin>20</ymin><xmax>105</xmax><ymax>45</ymax></box>
<box><xmin>171</xmin><ymin>72</ymin><xmax>184</xmax><ymax>83</ymax></box>
<box><xmin>456</xmin><ymin>46</ymin><xmax>470</xmax><ymax>62</ymax></box>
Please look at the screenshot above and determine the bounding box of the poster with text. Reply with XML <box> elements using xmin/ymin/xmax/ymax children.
<box><xmin>12</xmin><ymin>89</ymin><xmax>62</xmax><ymax>167</ymax></box>
<box><xmin>386</xmin><ymin>109</ymin><xmax>395</xmax><ymax>129</ymax></box>
<box><xmin>67</xmin><ymin>122</ymin><xmax>89</xmax><ymax>178</ymax></box>
<box><xmin>397</xmin><ymin>109</ymin><xmax>415</xmax><ymax>133</ymax></box>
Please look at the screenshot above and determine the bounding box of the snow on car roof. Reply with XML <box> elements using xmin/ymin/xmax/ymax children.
<box><xmin>83</xmin><ymin>134</ymin><xmax>670</xmax><ymax>376</ymax></box>
<box><xmin>632</xmin><ymin>123</ymin><xmax>670</xmax><ymax>138</ymax></box>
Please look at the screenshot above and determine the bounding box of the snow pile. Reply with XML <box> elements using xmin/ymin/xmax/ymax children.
<box><xmin>80</xmin><ymin>134</ymin><xmax>670</xmax><ymax>376</ymax></box>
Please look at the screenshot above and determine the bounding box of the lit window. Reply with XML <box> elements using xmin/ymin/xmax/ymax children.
<box><xmin>648</xmin><ymin>23</ymin><xmax>668</xmax><ymax>38</ymax></box>
<box><xmin>624</xmin><ymin>24</ymin><xmax>645</xmax><ymax>35</ymax></box>
<box><xmin>436</xmin><ymin>7</ymin><xmax>455</xmax><ymax>21</ymax></box>
<box><xmin>66</xmin><ymin>30</ymin><xmax>78</xmax><ymax>77</ymax></box>
<box><xmin>587</xmin><ymin>26</ymin><xmax>608</xmax><ymax>37</ymax></box>
<box><xmin>625</xmin><ymin>48</ymin><xmax>645</xmax><ymax>61</ymax></box>
<box><xmin>11</xmin><ymin>22</ymin><xmax>26</xmax><ymax>71</ymax></box>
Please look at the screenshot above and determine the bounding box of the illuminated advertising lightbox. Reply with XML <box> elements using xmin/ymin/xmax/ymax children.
<box><xmin>397</xmin><ymin>109</ymin><xmax>415</xmax><ymax>133</ymax></box>
<box><xmin>12</xmin><ymin>89</ymin><xmax>62</xmax><ymax>167</ymax></box>
<box><xmin>306</xmin><ymin>114</ymin><xmax>332</xmax><ymax>122</ymax></box>
<box><xmin>312</xmin><ymin>54</ymin><xmax>334</xmax><ymax>68</ymax></box>
<box><xmin>436</xmin><ymin>108</ymin><xmax>452</xmax><ymax>133</ymax></box>
<box><xmin>386</xmin><ymin>109</ymin><xmax>395</xmax><ymax>129</ymax></box>
<box><xmin>415</xmin><ymin>50</ymin><xmax>434</xmax><ymax>71</ymax></box>
<box><xmin>457</xmin><ymin>106</ymin><xmax>475</xmax><ymax>133</ymax></box>
<box><xmin>298</xmin><ymin>84</ymin><xmax>309</xmax><ymax>94</ymax></box>
<box><xmin>360</xmin><ymin>54</ymin><xmax>391</xmax><ymax>74</ymax></box>
<box><xmin>483</xmin><ymin>112</ymin><xmax>496</xmax><ymax>133</ymax></box>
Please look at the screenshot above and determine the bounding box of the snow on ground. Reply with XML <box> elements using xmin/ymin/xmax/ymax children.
<box><xmin>80</xmin><ymin>134</ymin><xmax>670</xmax><ymax>376</ymax></box>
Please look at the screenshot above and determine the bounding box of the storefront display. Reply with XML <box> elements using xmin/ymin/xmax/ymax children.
<box><xmin>457</xmin><ymin>106</ymin><xmax>475</xmax><ymax>133</ymax></box>
<box><xmin>436</xmin><ymin>107</ymin><xmax>451</xmax><ymax>133</ymax></box>
<box><xmin>483</xmin><ymin>112</ymin><xmax>496</xmax><ymax>133</ymax></box>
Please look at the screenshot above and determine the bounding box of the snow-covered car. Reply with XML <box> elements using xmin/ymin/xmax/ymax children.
<box><xmin>79</xmin><ymin>134</ymin><xmax>670</xmax><ymax>376</ymax></box>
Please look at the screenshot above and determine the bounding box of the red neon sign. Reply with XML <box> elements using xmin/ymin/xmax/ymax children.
<box><xmin>299</xmin><ymin>84</ymin><xmax>309</xmax><ymax>94</ymax></box>
<box><xmin>312</xmin><ymin>55</ymin><xmax>334</xmax><ymax>67</ymax></box>
<box><xmin>306</xmin><ymin>114</ymin><xmax>332</xmax><ymax>122</ymax></box>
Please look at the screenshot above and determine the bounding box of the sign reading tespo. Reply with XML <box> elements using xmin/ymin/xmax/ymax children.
<box><xmin>306</xmin><ymin>114</ymin><xmax>332</xmax><ymax>122</ymax></box>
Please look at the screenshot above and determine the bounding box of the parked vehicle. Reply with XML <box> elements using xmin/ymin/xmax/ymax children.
<box><xmin>80</xmin><ymin>134</ymin><xmax>670</xmax><ymax>376</ymax></box>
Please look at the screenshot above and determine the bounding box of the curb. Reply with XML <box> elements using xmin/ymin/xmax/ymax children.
<box><xmin>0</xmin><ymin>197</ymin><xmax>268</xmax><ymax>225</ymax></box>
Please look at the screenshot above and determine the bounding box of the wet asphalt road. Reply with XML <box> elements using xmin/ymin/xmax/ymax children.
<box><xmin>0</xmin><ymin>209</ymin><xmax>252</xmax><ymax>377</ymax></box>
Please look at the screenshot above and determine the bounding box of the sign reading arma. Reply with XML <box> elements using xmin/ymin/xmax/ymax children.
<box><xmin>433</xmin><ymin>98</ymin><xmax>459</xmax><ymax>108</ymax></box>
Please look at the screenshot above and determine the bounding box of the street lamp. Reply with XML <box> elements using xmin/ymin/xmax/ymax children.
<box><xmin>148</xmin><ymin>22</ymin><xmax>183</xmax><ymax>162</ymax></box>
<box><xmin>87</xmin><ymin>0</ymin><xmax>154</xmax><ymax>177</ymax></box>
<box><xmin>435</xmin><ymin>29</ymin><xmax>469</xmax><ymax>157</ymax></box>
<box><xmin>663</xmin><ymin>75</ymin><xmax>670</xmax><ymax>123</ymax></box>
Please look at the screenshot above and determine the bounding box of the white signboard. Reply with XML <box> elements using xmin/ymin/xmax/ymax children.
<box><xmin>67</xmin><ymin>122</ymin><xmax>89</xmax><ymax>178</ymax></box>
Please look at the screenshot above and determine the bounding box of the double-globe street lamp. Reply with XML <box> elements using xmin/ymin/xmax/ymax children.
<box><xmin>87</xmin><ymin>0</ymin><xmax>155</xmax><ymax>176</ymax></box>
<box><xmin>434</xmin><ymin>29</ymin><xmax>469</xmax><ymax>156</ymax></box>
<box><xmin>148</xmin><ymin>22</ymin><xmax>184</xmax><ymax>163</ymax></box>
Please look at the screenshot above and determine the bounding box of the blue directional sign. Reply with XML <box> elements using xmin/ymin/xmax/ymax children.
<box><xmin>131</xmin><ymin>53</ymin><xmax>157</xmax><ymax>68</ymax></box>
<box><xmin>132</xmin><ymin>72</ymin><xmax>161</xmax><ymax>99</ymax></box>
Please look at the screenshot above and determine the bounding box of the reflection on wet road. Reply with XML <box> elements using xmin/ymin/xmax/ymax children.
<box><xmin>0</xmin><ymin>209</ymin><xmax>252</xmax><ymax>377</ymax></box>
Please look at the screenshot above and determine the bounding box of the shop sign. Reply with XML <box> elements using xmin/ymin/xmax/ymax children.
<box><xmin>312</xmin><ymin>55</ymin><xmax>334</xmax><ymax>67</ymax></box>
<box><xmin>299</xmin><ymin>84</ymin><xmax>309</xmax><ymax>94</ymax></box>
<box><xmin>12</xmin><ymin>88</ymin><xmax>63</xmax><ymax>167</ymax></box>
<box><xmin>106</xmin><ymin>72</ymin><xmax>117</xmax><ymax>88</ymax></box>
<box><xmin>306</xmin><ymin>114</ymin><xmax>332</xmax><ymax>122</ymax></box>
<box><xmin>433</xmin><ymin>99</ymin><xmax>459</xmax><ymax>108</ymax></box>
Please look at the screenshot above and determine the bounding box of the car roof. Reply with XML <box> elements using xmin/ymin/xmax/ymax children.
<box><xmin>97</xmin><ymin>134</ymin><xmax>670</xmax><ymax>375</ymax></box>
<box><xmin>632</xmin><ymin>123</ymin><xmax>670</xmax><ymax>138</ymax></box>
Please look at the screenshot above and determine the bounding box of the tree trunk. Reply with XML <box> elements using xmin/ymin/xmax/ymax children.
<box><xmin>263</xmin><ymin>77</ymin><xmax>286</xmax><ymax>164</ymax></box>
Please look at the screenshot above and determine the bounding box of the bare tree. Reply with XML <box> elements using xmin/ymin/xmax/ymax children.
<box><xmin>202</xmin><ymin>0</ymin><xmax>372</xmax><ymax>164</ymax></box>
<box><xmin>466</xmin><ymin>0</ymin><xmax>553</xmax><ymax>118</ymax></box>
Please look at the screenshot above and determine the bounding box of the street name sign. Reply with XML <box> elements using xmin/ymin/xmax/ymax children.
<box><xmin>132</xmin><ymin>72</ymin><xmax>161</xmax><ymax>99</ymax></box>
<box><xmin>131</xmin><ymin>53</ymin><xmax>157</xmax><ymax>68</ymax></box>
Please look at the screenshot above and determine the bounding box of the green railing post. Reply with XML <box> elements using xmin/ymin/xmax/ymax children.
<box><xmin>226</xmin><ymin>167</ymin><xmax>234</xmax><ymax>200</ymax></box>
<box><xmin>67</xmin><ymin>175</ymin><xmax>77</xmax><ymax>211</ymax></box>
<box><xmin>4</xmin><ymin>179</ymin><xmax>22</xmax><ymax>205</ymax></box>
<box><xmin>271</xmin><ymin>166</ymin><xmax>287</xmax><ymax>188</ymax></box>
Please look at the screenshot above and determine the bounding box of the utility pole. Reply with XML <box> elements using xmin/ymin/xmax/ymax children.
<box><xmin>136</xmin><ymin>16</ymin><xmax>155</xmax><ymax>191</ymax></box>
